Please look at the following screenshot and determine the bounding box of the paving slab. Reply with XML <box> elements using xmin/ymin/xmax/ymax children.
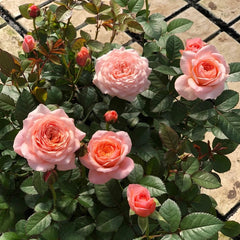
<box><xmin>199</xmin><ymin>0</ymin><xmax>240</xmax><ymax>23</ymax></box>
<box><xmin>232</xmin><ymin>20</ymin><xmax>240</xmax><ymax>34</ymax></box>
<box><xmin>170</xmin><ymin>7</ymin><xmax>219</xmax><ymax>42</ymax></box>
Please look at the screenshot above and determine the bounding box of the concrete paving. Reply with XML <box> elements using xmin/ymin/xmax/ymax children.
<box><xmin>0</xmin><ymin>0</ymin><xmax>240</xmax><ymax>239</ymax></box>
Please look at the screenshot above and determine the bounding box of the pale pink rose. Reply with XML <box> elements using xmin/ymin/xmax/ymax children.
<box><xmin>175</xmin><ymin>45</ymin><xmax>230</xmax><ymax>100</ymax></box>
<box><xmin>127</xmin><ymin>184</ymin><xmax>156</xmax><ymax>217</ymax></box>
<box><xmin>181</xmin><ymin>38</ymin><xmax>207</xmax><ymax>54</ymax></box>
<box><xmin>22</xmin><ymin>35</ymin><xmax>36</xmax><ymax>53</ymax></box>
<box><xmin>93</xmin><ymin>47</ymin><xmax>151</xmax><ymax>102</ymax></box>
<box><xmin>79</xmin><ymin>130</ymin><xmax>134</xmax><ymax>184</ymax></box>
<box><xmin>13</xmin><ymin>104</ymin><xmax>86</xmax><ymax>172</ymax></box>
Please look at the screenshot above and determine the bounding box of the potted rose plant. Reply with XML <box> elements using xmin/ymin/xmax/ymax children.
<box><xmin>0</xmin><ymin>0</ymin><xmax>240</xmax><ymax>239</ymax></box>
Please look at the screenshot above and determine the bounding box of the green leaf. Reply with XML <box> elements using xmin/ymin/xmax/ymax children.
<box><xmin>161</xmin><ymin>234</ymin><xmax>182</xmax><ymax>240</ymax></box>
<box><xmin>175</xmin><ymin>173</ymin><xmax>192</xmax><ymax>192</ymax></box>
<box><xmin>181</xmin><ymin>157</ymin><xmax>199</xmax><ymax>175</ymax></box>
<box><xmin>167</xmin><ymin>18</ymin><xmax>193</xmax><ymax>34</ymax></box>
<box><xmin>180</xmin><ymin>213</ymin><xmax>223</xmax><ymax>240</ymax></box>
<box><xmin>0</xmin><ymin>232</ymin><xmax>23</xmax><ymax>240</ymax></box>
<box><xmin>128</xmin><ymin>0</ymin><xmax>144</xmax><ymax>13</ymax></box>
<box><xmin>14</xmin><ymin>89</ymin><xmax>37</xmax><ymax>126</ymax></box>
<box><xmin>154</xmin><ymin>65</ymin><xmax>178</xmax><ymax>76</ymax></box>
<box><xmin>26</xmin><ymin>212</ymin><xmax>51</xmax><ymax>236</ymax></box>
<box><xmin>82</xmin><ymin>2</ymin><xmax>98</xmax><ymax>14</ymax></box>
<box><xmin>216</xmin><ymin>112</ymin><xmax>240</xmax><ymax>143</ymax></box>
<box><xmin>85</xmin><ymin>17</ymin><xmax>97</xmax><ymax>24</ymax></box>
<box><xmin>46</xmin><ymin>86</ymin><xmax>63</xmax><ymax>105</ymax></box>
<box><xmin>212</xmin><ymin>138</ymin><xmax>238</xmax><ymax>154</ymax></box>
<box><xmin>137</xmin><ymin>216</ymin><xmax>148</xmax><ymax>234</ymax></box>
<box><xmin>139</xmin><ymin>175</ymin><xmax>167</xmax><ymax>197</ymax></box>
<box><xmin>0</xmin><ymin>93</ymin><xmax>15</xmax><ymax>112</ymax></box>
<box><xmin>20</xmin><ymin>177</ymin><xmax>38</xmax><ymax>195</ymax></box>
<box><xmin>88</xmin><ymin>40</ymin><xmax>104</xmax><ymax>52</ymax></box>
<box><xmin>191</xmin><ymin>194</ymin><xmax>213</xmax><ymax>212</ymax></box>
<box><xmin>74</xmin><ymin>216</ymin><xmax>95</xmax><ymax>237</ymax></box>
<box><xmin>192</xmin><ymin>171</ymin><xmax>221</xmax><ymax>189</ymax></box>
<box><xmin>0</xmin><ymin>208</ymin><xmax>15</xmax><ymax>232</ymax></box>
<box><xmin>230</xmin><ymin>62</ymin><xmax>240</xmax><ymax>74</ymax></box>
<box><xmin>212</xmin><ymin>154</ymin><xmax>231</xmax><ymax>173</ymax></box>
<box><xmin>189</xmin><ymin>101</ymin><xmax>216</xmax><ymax>121</ymax></box>
<box><xmin>128</xmin><ymin>163</ymin><xmax>144</xmax><ymax>183</ymax></box>
<box><xmin>215</xmin><ymin>90</ymin><xmax>239</xmax><ymax>111</ymax></box>
<box><xmin>95</xmin><ymin>179</ymin><xmax>122</xmax><ymax>207</ymax></box>
<box><xmin>166</xmin><ymin>35</ymin><xmax>184</xmax><ymax>60</ymax></box>
<box><xmin>159</xmin><ymin>123</ymin><xmax>179</xmax><ymax>150</ymax></box>
<box><xmin>138</xmin><ymin>13</ymin><xmax>164</xmax><ymax>40</ymax></box>
<box><xmin>159</xmin><ymin>199</ymin><xmax>181</xmax><ymax>232</ymax></box>
<box><xmin>78</xmin><ymin>195</ymin><xmax>94</xmax><ymax>208</ymax></box>
<box><xmin>33</xmin><ymin>172</ymin><xmax>48</xmax><ymax>196</ymax></box>
<box><xmin>227</xmin><ymin>72</ymin><xmax>240</xmax><ymax>82</ymax></box>
<box><xmin>127</xmin><ymin>20</ymin><xmax>144</xmax><ymax>33</ymax></box>
<box><xmin>65</xmin><ymin>24</ymin><xmax>77</xmax><ymax>41</ymax></box>
<box><xmin>80</xmin><ymin>30</ymin><xmax>92</xmax><ymax>41</ymax></box>
<box><xmin>19</xmin><ymin>3</ymin><xmax>32</xmax><ymax>19</ymax></box>
<box><xmin>150</xmin><ymin>90</ymin><xmax>173</xmax><ymax>112</ymax></box>
<box><xmin>112</xmin><ymin>0</ymin><xmax>128</xmax><ymax>7</ymax></box>
<box><xmin>56</xmin><ymin>5</ymin><xmax>72</xmax><ymax>23</ymax></box>
<box><xmin>96</xmin><ymin>208</ymin><xmax>123</xmax><ymax>232</ymax></box>
<box><xmin>221</xmin><ymin>221</ymin><xmax>240</xmax><ymax>238</ymax></box>
<box><xmin>113</xmin><ymin>224</ymin><xmax>135</xmax><ymax>240</ymax></box>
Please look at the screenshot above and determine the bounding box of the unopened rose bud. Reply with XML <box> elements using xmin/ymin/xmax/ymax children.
<box><xmin>22</xmin><ymin>35</ymin><xmax>36</xmax><ymax>53</ymax></box>
<box><xmin>104</xmin><ymin>110</ymin><xmax>118</xmax><ymax>123</ymax></box>
<box><xmin>43</xmin><ymin>170</ymin><xmax>58</xmax><ymax>185</ymax></box>
<box><xmin>76</xmin><ymin>47</ymin><xmax>91</xmax><ymax>67</ymax></box>
<box><xmin>28</xmin><ymin>5</ymin><xmax>40</xmax><ymax>18</ymax></box>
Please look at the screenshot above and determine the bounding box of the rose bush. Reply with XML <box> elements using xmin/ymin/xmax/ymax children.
<box><xmin>93</xmin><ymin>47</ymin><xmax>152</xmax><ymax>101</ymax></box>
<box><xmin>13</xmin><ymin>104</ymin><xmax>86</xmax><ymax>171</ymax></box>
<box><xmin>1</xmin><ymin>0</ymin><xmax>240</xmax><ymax>239</ymax></box>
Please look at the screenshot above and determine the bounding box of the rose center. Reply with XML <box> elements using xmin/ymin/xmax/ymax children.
<box><xmin>202</xmin><ymin>62</ymin><xmax>214</xmax><ymax>71</ymax></box>
<box><xmin>112</xmin><ymin>61</ymin><xmax>132</xmax><ymax>78</ymax></box>
<box><xmin>98</xmin><ymin>143</ymin><xmax>115</xmax><ymax>157</ymax></box>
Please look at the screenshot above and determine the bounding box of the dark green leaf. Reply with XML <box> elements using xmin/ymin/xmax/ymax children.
<box><xmin>128</xmin><ymin>163</ymin><xmax>144</xmax><ymax>183</ymax></box>
<box><xmin>46</xmin><ymin>86</ymin><xmax>63</xmax><ymax>104</ymax></box>
<box><xmin>215</xmin><ymin>90</ymin><xmax>239</xmax><ymax>111</ymax></box>
<box><xmin>113</xmin><ymin>224</ymin><xmax>135</xmax><ymax>240</ymax></box>
<box><xmin>78</xmin><ymin>195</ymin><xmax>94</xmax><ymax>208</ymax></box>
<box><xmin>65</xmin><ymin>23</ymin><xmax>77</xmax><ymax>41</ymax></box>
<box><xmin>166</xmin><ymin>35</ymin><xmax>184</xmax><ymax>60</ymax></box>
<box><xmin>192</xmin><ymin>171</ymin><xmax>221</xmax><ymax>189</ymax></box>
<box><xmin>181</xmin><ymin>157</ymin><xmax>199</xmax><ymax>175</ymax></box>
<box><xmin>0</xmin><ymin>93</ymin><xmax>15</xmax><ymax>112</ymax></box>
<box><xmin>19</xmin><ymin>3</ymin><xmax>32</xmax><ymax>19</ymax></box>
<box><xmin>154</xmin><ymin>65</ymin><xmax>178</xmax><ymax>76</ymax></box>
<box><xmin>0</xmin><ymin>232</ymin><xmax>23</xmax><ymax>240</ymax></box>
<box><xmin>175</xmin><ymin>173</ymin><xmax>192</xmax><ymax>192</ymax></box>
<box><xmin>159</xmin><ymin>123</ymin><xmax>179</xmax><ymax>150</ymax></box>
<box><xmin>112</xmin><ymin>0</ymin><xmax>128</xmax><ymax>7</ymax></box>
<box><xmin>221</xmin><ymin>221</ymin><xmax>240</xmax><ymax>238</ymax></box>
<box><xmin>212</xmin><ymin>138</ymin><xmax>238</xmax><ymax>154</ymax></box>
<box><xmin>230</xmin><ymin>62</ymin><xmax>240</xmax><ymax>74</ymax></box>
<box><xmin>139</xmin><ymin>175</ymin><xmax>167</xmax><ymax>197</ymax></box>
<box><xmin>167</xmin><ymin>18</ymin><xmax>193</xmax><ymax>34</ymax></box>
<box><xmin>95</xmin><ymin>179</ymin><xmax>122</xmax><ymax>207</ymax></box>
<box><xmin>82</xmin><ymin>2</ymin><xmax>98</xmax><ymax>14</ymax></box>
<box><xmin>96</xmin><ymin>208</ymin><xmax>123</xmax><ymax>232</ymax></box>
<box><xmin>137</xmin><ymin>216</ymin><xmax>148</xmax><ymax>234</ymax></box>
<box><xmin>88</xmin><ymin>40</ymin><xmax>104</xmax><ymax>52</ymax></box>
<box><xmin>128</xmin><ymin>0</ymin><xmax>144</xmax><ymax>13</ymax></box>
<box><xmin>26</xmin><ymin>212</ymin><xmax>51</xmax><ymax>235</ymax></box>
<box><xmin>56</xmin><ymin>5</ymin><xmax>72</xmax><ymax>22</ymax></box>
<box><xmin>161</xmin><ymin>234</ymin><xmax>182</xmax><ymax>240</ymax></box>
<box><xmin>20</xmin><ymin>177</ymin><xmax>38</xmax><ymax>195</ymax></box>
<box><xmin>212</xmin><ymin>154</ymin><xmax>231</xmax><ymax>173</ymax></box>
<box><xmin>180</xmin><ymin>213</ymin><xmax>223</xmax><ymax>240</ymax></box>
<box><xmin>33</xmin><ymin>172</ymin><xmax>48</xmax><ymax>196</ymax></box>
<box><xmin>191</xmin><ymin>194</ymin><xmax>213</xmax><ymax>212</ymax></box>
<box><xmin>159</xmin><ymin>199</ymin><xmax>181</xmax><ymax>232</ymax></box>
<box><xmin>0</xmin><ymin>208</ymin><xmax>15</xmax><ymax>232</ymax></box>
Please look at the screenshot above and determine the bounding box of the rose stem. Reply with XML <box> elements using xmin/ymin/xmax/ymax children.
<box><xmin>49</xmin><ymin>184</ymin><xmax>57</xmax><ymax>209</ymax></box>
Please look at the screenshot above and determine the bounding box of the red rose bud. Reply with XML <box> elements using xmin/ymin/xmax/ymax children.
<box><xmin>43</xmin><ymin>170</ymin><xmax>58</xmax><ymax>185</ymax></box>
<box><xmin>76</xmin><ymin>47</ymin><xmax>91</xmax><ymax>67</ymax></box>
<box><xmin>28</xmin><ymin>5</ymin><xmax>40</xmax><ymax>18</ymax></box>
<box><xmin>22</xmin><ymin>35</ymin><xmax>36</xmax><ymax>53</ymax></box>
<box><xmin>104</xmin><ymin>110</ymin><xmax>118</xmax><ymax>123</ymax></box>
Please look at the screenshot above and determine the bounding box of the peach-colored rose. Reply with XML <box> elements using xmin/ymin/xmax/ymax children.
<box><xmin>13</xmin><ymin>104</ymin><xmax>86</xmax><ymax>172</ymax></box>
<box><xmin>93</xmin><ymin>47</ymin><xmax>151</xmax><ymax>102</ymax></box>
<box><xmin>22</xmin><ymin>35</ymin><xmax>35</xmax><ymax>53</ymax></box>
<box><xmin>175</xmin><ymin>45</ymin><xmax>230</xmax><ymax>100</ymax></box>
<box><xmin>79</xmin><ymin>130</ymin><xmax>134</xmax><ymax>184</ymax></box>
<box><xmin>181</xmin><ymin>38</ymin><xmax>207</xmax><ymax>54</ymax></box>
<box><xmin>127</xmin><ymin>184</ymin><xmax>156</xmax><ymax>217</ymax></box>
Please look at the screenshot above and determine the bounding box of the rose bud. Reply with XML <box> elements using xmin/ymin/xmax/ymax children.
<box><xmin>76</xmin><ymin>47</ymin><xmax>91</xmax><ymax>67</ymax></box>
<box><xmin>43</xmin><ymin>170</ymin><xmax>58</xmax><ymax>185</ymax></box>
<box><xmin>22</xmin><ymin>35</ymin><xmax>36</xmax><ymax>53</ymax></box>
<box><xmin>104</xmin><ymin>110</ymin><xmax>118</xmax><ymax>123</ymax></box>
<box><xmin>28</xmin><ymin>5</ymin><xmax>40</xmax><ymax>18</ymax></box>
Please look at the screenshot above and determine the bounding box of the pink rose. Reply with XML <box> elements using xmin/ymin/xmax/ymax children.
<box><xmin>181</xmin><ymin>38</ymin><xmax>207</xmax><ymax>54</ymax></box>
<box><xmin>13</xmin><ymin>104</ymin><xmax>86</xmax><ymax>172</ymax></box>
<box><xmin>104</xmin><ymin>110</ymin><xmax>118</xmax><ymax>123</ymax></box>
<box><xmin>28</xmin><ymin>5</ymin><xmax>40</xmax><ymax>18</ymax></box>
<box><xmin>79</xmin><ymin>130</ymin><xmax>134</xmax><ymax>184</ymax></box>
<box><xmin>175</xmin><ymin>45</ymin><xmax>230</xmax><ymax>100</ymax></box>
<box><xmin>76</xmin><ymin>47</ymin><xmax>91</xmax><ymax>67</ymax></box>
<box><xmin>22</xmin><ymin>35</ymin><xmax>35</xmax><ymax>53</ymax></box>
<box><xmin>127</xmin><ymin>184</ymin><xmax>156</xmax><ymax>217</ymax></box>
<box><xmin>93</xmin><ymin>47</ymin><xmax>151</xmax><ymax>102</ymax></box>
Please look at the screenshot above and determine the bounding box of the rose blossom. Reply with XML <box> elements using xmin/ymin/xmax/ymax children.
<box><xmin>104</xmin><ymin>110</ymin><xmax>118</xmax><ymax>123</ymax></box>
<box><xmin>22</xmin><ymin>35</ymin><xmax>36</xmax><ymax>53</ymax></box>
<box><xmin>79</xmin><ymin>130</ymin><xmax>134</xmax><ymax>184</ymax></box>
<box><xmin>175</xmin><ymin>45</ymin><xmax>230</xmax><ymax>100</ymax></box>
<box><xmin>181</xmin><ymin>38</ymin><xmax>207</xmax><ymax>54</ymax></box>
<box><xmin>13</xmin><ymin>104</ymin><xmax>86</xmax><ymax>172</ymax></box>
<box><xmin>127</xmin><ymin>184</ymin><xmax>156</xmax><ymax>217</ymax></box>
<box><xmin>76</xmin><ymin>47</ymin><xmax>91</xmax><ymax>67</ymax></box>
<box><xmin>93</xmin><ymin>47</ymin><xmax>151</xmax><ymax>102</ymax></box>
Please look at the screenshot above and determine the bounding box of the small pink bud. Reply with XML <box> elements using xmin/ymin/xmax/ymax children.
<box><xmin>28</xmin><ymin>5</ymin><xmax>40</xmax><ymax>18</ymax></box>
<box><xmin>22</xmin><ymin>35</ymin><xmax>36</xmax><ymax>53</ymax></box>
<box><xmin>104</xmin><ymin>110</ymin><xmax>118</xmax><ymax>123</ymax></box>
<box><xmin>76</xmin><ymin>47</ymin><xmax>91</xmax><ymax>67</ymax></box>
<box><xmin>43</xmin><ymin>170</ymin><xmax>58</xmax><ymax>185</ymax></box>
